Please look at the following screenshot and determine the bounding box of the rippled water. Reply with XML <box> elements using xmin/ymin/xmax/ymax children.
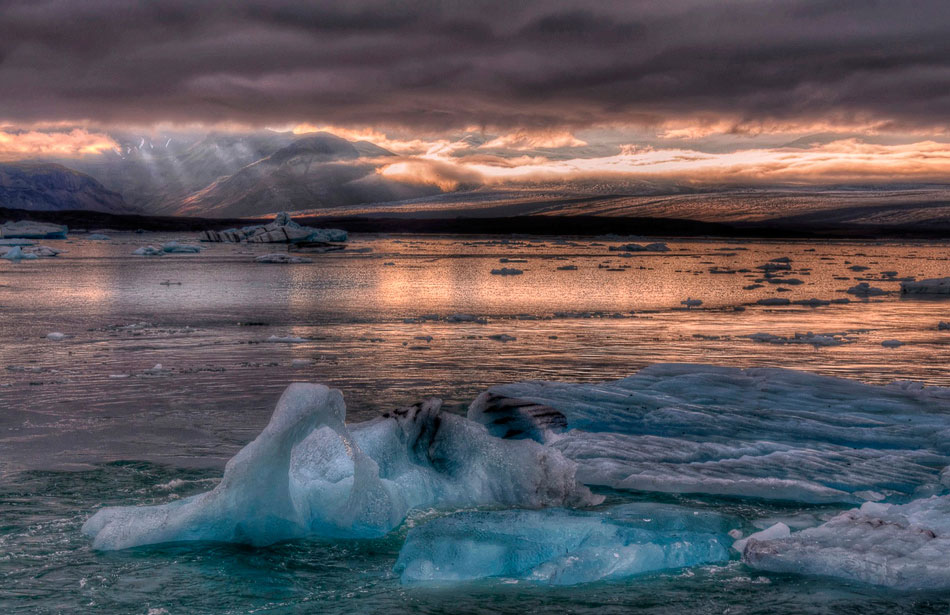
<box><xmin>3</xmin><ymin>232</ymin><xmax>950</xmax><ymax>613</ymax></box>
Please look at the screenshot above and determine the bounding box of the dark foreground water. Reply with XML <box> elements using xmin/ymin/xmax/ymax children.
<box><xmin>3</xmin><ymin>232</ymin><xmax>950</xmax><ymax>613</ymax></box>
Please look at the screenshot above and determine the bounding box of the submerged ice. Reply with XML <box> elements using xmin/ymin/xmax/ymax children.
<box><xmin>395</xmin><ymin>504</ymin><xmax>733</xmax><ymax>585</ymax></box>
<box><xmin>83</xmin><ymin>387</ymin><xmax>597</xmax><ymax>550</ymax></box>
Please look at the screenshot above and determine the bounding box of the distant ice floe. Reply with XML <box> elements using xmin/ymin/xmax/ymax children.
<box><xmin>87</xmin><ymin>233</ymin><xmax>111</xmax><ymax>241</ymax></box>
<box><xmin>255</xmin><ymin>253</ymin><xmax>313</xmax><ymax>264</ymax></box>
<box><xmin>0</xmin><ymin>220</ymin><xmax>68</xmax><ymax>239</ymax></box>
<box><xmin>756</xmin><ymin>297</ymin><xmax>791</xmax><ymax>306</ymax></box>
<box><xmin>132</xmin><ymin>245</ymin><xmax>163</xmax><ymax>256</ymax></box>
<box><xmin>201</xmin><ymin>212</ymin><xmax>347</xmax><ymax>244</ymax></box>
<box><xmin>1</xmin><ymin>244</ymin><xmax>61</xmax><ymax>260</ymax></box>
<box><xmin>746</xmin><ymin>332</ymin><xmax>853</xmax><ymax>347</ymax></box>
<box><xmin>266</xmin><ymin>335</ymin><xmax>308</xmax><ymax>343</ymax></box>
<box><xmin>46</xmin><ymin>332</ymin><xmax>65</xmax><ymax>341</ymax></box>
<box><xmin>609</xmin><ymin>242</ymin><xmax>670</xmax><ymax>252</ymax></box>
<box><xmin>161</xmin><ymin>241</ymin><xmax>202</xmax><ymax>254</ymax></box>
<box><xmin>491</xmin><ymin>267</ymin><xmax>524</xmax><ymax>276</ymax></box>
<box><xmin>902</xmin><ymin>277</ymin><xmax>950</xmax><ymax>295</ymax></box>
<box><xmin>847</xmin><ymin>282</ymin><xmax>887</xmax><ymax>296</ymax></box>
<box><xmin>396</xmin><ymin>504</ymin><xmax>734</xmax><ymax>585</ymax></box>
<box><xmin>881</xmin><ymin>339</ymin><xmax>904</xmax><ymax>348</ymax></box>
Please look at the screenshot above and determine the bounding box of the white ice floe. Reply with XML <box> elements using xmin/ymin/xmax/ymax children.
<box><xmin>82</xmin><ymin>387</ymin><xmax>597</xmax><ymax>549</ymax></box>
<box><xmin>0</xmin><ymin>220</ymin><xmax>67</xmax><ymax>239</ymax></box>
<box><xmin>469</xmin><ymin>364</ymin><xmax>950</xmax><ymax>504</ymax></box>
<box><xmin>396</xmin><ymin>504</ymin><xmax>734</xmax><ymax>585</ymax></box>
<box><xmin>46</xmin><ymin>332</ymin><xmax>65</xmax><ymax>341</ymax></box>
<box><xmin>87</xmin><ymin>233</ymin><xmax>111</xmax><ymax>240</ymax></box>
<box><xmin>743</xmin><ymin>496</ymin><xmax>950</xmax><ymax>590</ymax></box>
<box><xmin>1</xmin><ymin>246</ymin><xmax>38</xmax><ymax>261</ymax></box>
<box><xmin>901</xmin><ymin>277</ymin><xmax>950</xmax><ymax>295</ymax></box>
<box><xmin>255</xmin><ymin>253</ymin><xmax>313</xmax><ymax>264</ymax></box>
<box><xmin>161</xmin><ymin>241</ymin><xmax>202</xmax><ymax>254</ymax></box>
<box><xmin>266</xmin><ymin>335</ymin><xmax>308</xmax><ymax>343</ymax></box>
<box><xmin>132</xmin><ymin>245</ymin><xmax>163</xmax><ymax>256</ymax></box>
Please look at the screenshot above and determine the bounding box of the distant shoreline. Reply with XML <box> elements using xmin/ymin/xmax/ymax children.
<box><xmin>3</xmin><ymin>206</ymin><xmax>949</xmax><ymax>240</ymax></box>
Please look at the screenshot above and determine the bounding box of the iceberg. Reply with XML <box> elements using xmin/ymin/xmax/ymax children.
<box><xmin>395</xmin><ymin>504</ymin><xmax>733</xmax><ymax>584</ymax></box>
<box><xmin>743</xmin><ymin>496</ymin><xmax>950</xmax><ymax>590</ymax></box>
<box><xmin>132</xmin><ymin>245</ymin><xmax>163</xmax><ymax>256</ymax></box>
<box><xmin>201</xmin><ymin>212</ymin><xmax>347</xmax><ymax>244</ymax></box>
<box><xmin>83</xmin><ymin>386</ymin><xmax>597</xmax><ymax>550</ymax></box>
<box><xmin>1</xmin><ymin>246</ymin><xmax>38</xmax><ymax>261</ymax></box>
<box><xmin>469</xmin><ymin>364</ymin><xmax>950</xmax><ymax>504</ymax></box>
<box><xmin>0</xmin><ymin>220</ymin><xmax>68</xmax><ymax>239</ymax></box>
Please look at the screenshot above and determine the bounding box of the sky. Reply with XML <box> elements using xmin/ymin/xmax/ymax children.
<box><xmin>1</xmin><ymin>0</ymin><xmax>949</xmax><ymax>189</ymax></box>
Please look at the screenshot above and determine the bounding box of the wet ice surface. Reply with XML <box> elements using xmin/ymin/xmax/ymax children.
<box><xmin>5</xmin><ymin>232</ymin><xmax>950</xmax><ymax>613</ymax></box>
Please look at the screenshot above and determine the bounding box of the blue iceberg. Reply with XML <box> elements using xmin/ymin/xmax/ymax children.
<box><xmin>395</xmin><ymin>504</ymin><xmax>734</xmax><ymax>584</ymax></box>
<box><xmin>83</xmin><ymin>386</ymin><xmax>598</xmax><ymax>550</ymax></box>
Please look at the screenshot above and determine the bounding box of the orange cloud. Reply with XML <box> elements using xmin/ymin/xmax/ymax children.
<box><xmin>0</xmin><ymin>128</ymin><xmax>118</xmax><ymax>161</ymax></box>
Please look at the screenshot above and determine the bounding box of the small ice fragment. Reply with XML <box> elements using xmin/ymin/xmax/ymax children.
<box><xmin>489</xmin><ymin>334</ymin><xmax>517</xmax><ymax>342</ymax></box>
<box><xmin>681</xmin><ymin>298</ymin><xmax>702</xmax><ymax>308</ymax></box>
<box><xmin>491</xmin><ymin>267</ymin><xmax>524</xmax><ymax>276</ymax></box>
<box><xmin>255</xmin><ymin>253</ymin><xmax>313</xmax><ymax>264</ymax></box>
<box><xmin>46</xmin><ymin>332</ymin><xmax>65</xmax><ymax>341</ymax></box>
<box><xmin>266</xmin><ymin>335</ymin><xmax>307</xmax><ymax>343</ymax></box>
<box><xmin>881</xmin><ymin>339</ymin><xmax>903</xmax><ymax>348</ymax></box>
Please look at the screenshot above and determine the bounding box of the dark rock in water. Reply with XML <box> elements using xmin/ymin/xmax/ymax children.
<box><xmin>468</xmin><ymin>392</ymin><xmax>567</xmax><ymax>441</ymax></box>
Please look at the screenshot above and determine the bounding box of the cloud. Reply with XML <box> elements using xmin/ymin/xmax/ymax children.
<box><xmin>0</xmin><ymin>127</ymin><xmax>118</xmax><ymax>160</ymax></box>
<box><xmin>0</xmin><ymin>0</ymin><xmax>947</xmax><ymax>133</ymax></box>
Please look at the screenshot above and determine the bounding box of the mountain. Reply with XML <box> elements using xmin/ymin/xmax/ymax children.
<box><xmin>62</xmin><ymin>130</ymin><xmax>297</xmax><ymax>213</ymax></box>
<box><xmin>0</xmin><ymin>162</ymin><xmax>134</xmax><ymax>214</ymax></box>
<box><xmin>174</xmin><ymin>133</ymin><xmax>441</xmax><ymax>217</ymax></box>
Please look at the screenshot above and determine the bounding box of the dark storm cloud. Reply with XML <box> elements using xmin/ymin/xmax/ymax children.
<box><xmin>1</xmin><ymin>0</ymin><xmax>948</xmax><ymax>130</ymax></box>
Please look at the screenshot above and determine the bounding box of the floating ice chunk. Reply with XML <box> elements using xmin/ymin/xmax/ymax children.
<box><xmin>489</xmin><ymin>334</ymin><xmax>517</xmax><ymax>342</ymax></box>
<box><xmin>680</xmin><ymin>298</ymin><xmax>702</xmax><ymax>308</ymax></box>
<box><xmin>0</xmin><ymin>220</ymin><xmax>68</xmax><ymax>239</ymax></box>
<box><xmin>902</xmin><ymin>277</ymin><xmax>950</xmax><ymax>295</ymax></box>
<box><xmin>291</xmin><ymin>359</ymin><xmax>311</xmax><ymax>368</ymax></box>
<box><xmin>847</xmin><ymin>282</ymin><xmax>886</xmax><ymax>296</ymax></box>
<box><xmin>132</xmin><ymin>245</ymin><xmax>163</xmax><ymax>256</ymax></box>
<box><xmin>470</xmin><ymin>364</ymin><xmax>950</xmax><ymax>504</ymax></box>
<box><xmin>556</xmin><ymin>265</ymin><xmax>578</xmax><ymax>271</ymax></box>
<box><xmin>27</xmin><ymin>245</ymin><xmax>60</xmax><ymax>257</ymax></box>
<box><xmin>939</xmin><ymin>321</ymin><xmax>950</xmax><ymax>331</ymax></box>
<box><xmin>609</xmin><ymin>242</ymin><xmax>670</xmax><ymax>252</ymax></box>
<box><xmin>743</xmin><ymin>496</ymin><xmax>950</xmax><ymax>589</ymax></box>
<box><xmin>87</xmin><ymin>233</ymin><xmax>111</xmax><ymax>240</ymax></box>
<box><xmin>1</xmin><ymin>246</ymin><xmax>38</xmax><ymax>261</ymax></box>
<box><xmin>141</xmin><ymin>363</ymin><xmax>170</xmax><ymax>376</ymax></box>
<box><xmin>881</xmin><ymin>339</ymin><xmax>903</xmax><ymax>348</ymax></box>
<box><xmin>446</xmin><ymin>313</ymin><xmax>487</xmax><ymax>324</ymax></box>
<box><xmin>202</xmin><ymin>212</ymin><xmax>347</xmax><ymax>244</ymax></box>
<box><xmin>756</xmin><ymin>297</ymin><xmax>790</xmax><ymax>306</ymax></box>
<box><xmin>0</xmin><ymin>238</ymin><xmax>34</xmax><ymax>246</ymax></box>
<box><xmin>266</xmin><ymin>335</ymin><xmax>308</xmax><ymax>343</ymax></box>
<box><xmin>83</xmin><ymin>387</ymin><xmax>597</xmax><ymax>550</ymax></box>
<box><xmin>491</xmin><ymin>267</ymin><xmax>524</xmax><ymax>276</ymax></box>
<box><xmin>46</xmin><ymin>332</ymin><xmax>65</xmax><ymax>341</ymax></box>
<box><xmin>732</xmin><ymin>522</ymin><xmax>790</xmax><ymax>553</ymax></box>
<box><xmin>746</xmin><ymin>332</ymin><xmax>851</xmax><ymax>347</ymax></box>
<box><xmin>161</xmin><ymin>241</ymin><xmax>202</xmax><ymax>254</ymax></box>
<box><xmin>255</xmin><ymin>253</ymin><xmax>313</xmax><ymax>264</ymax></box>
<box><xmin>396</xmin><ymin>505</ymin><xmax>732</xmax><ymax>585</ymax></box>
